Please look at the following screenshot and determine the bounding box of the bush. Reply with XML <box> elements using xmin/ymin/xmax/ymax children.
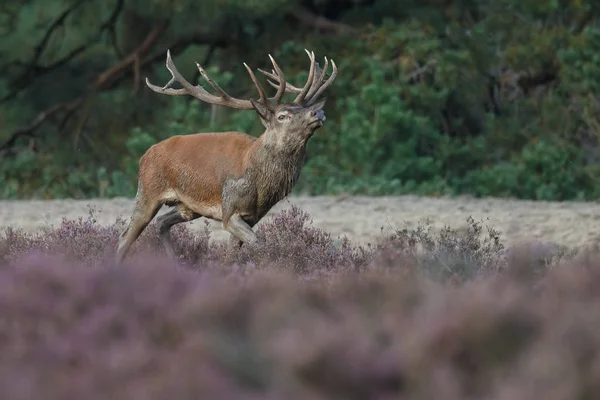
<box><xmin>2</xmin><ymin>204</ymin><xmax>600</xmax><ymax>398</ymax></box>
<box><xmin>4</xmin><ymin>3</ymin><xmax>600</xmax><ymax>201</ymax></box>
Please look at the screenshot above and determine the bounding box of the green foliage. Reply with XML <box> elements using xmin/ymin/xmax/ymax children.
<box><xmin>2</xmin><ymin>0</ymin><xmax>600</xmax><ymax>200</ymax></box>
<box><xmin>458</xmin><ymin>138</ymin><xmax>595</xmax><ymax>200</ymax></box>
<box><xmin>559</xmin><ymin>26</ymin><xmax>600</xmax><ymax>94</ymax></box>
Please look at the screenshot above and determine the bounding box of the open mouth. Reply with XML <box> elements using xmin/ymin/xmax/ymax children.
<box><xmin>309</xmin><ymin>118</ymin><xmax>324</xmax><ymax>128</ymax></box>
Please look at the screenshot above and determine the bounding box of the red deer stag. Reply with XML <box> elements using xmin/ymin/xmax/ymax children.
<box><xmin>115</xmin><ymin>49</ymin><xmax>337</xmax><ymax>264</ymax></box>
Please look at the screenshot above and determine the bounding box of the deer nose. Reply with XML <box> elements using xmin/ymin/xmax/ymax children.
<box><xmin>311</xmin><ymin>109</ymin><xmax>325</xmax><ymax>120</ymax></box>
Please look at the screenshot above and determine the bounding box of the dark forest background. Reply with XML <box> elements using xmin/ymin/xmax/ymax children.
<box><xmin>1</xmin><ymin>0</ymin><xmax>600</xmax><ymax>200</ymax></box>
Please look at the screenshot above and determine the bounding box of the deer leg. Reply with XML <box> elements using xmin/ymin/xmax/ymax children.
<box><xmin>223</xmin><ymin>214</ymin><xmax>258</xmax><ymax>246</ymax></box>
<box><xmin>228</xmin><ymin>234</ymin><xmax>243</xmax><ymax>251</ymax></box>
<box><xmin>116</xmin><ymin>197</ymin><xmax>161</xmax><ymax>265</ymax></box>
<box><xmin>226</xmin><ymin>219</ymin><xmax>257</xmax><ymax>250</ymax></box>
<box><xmin>156</xmin><ymin>206</ymin><xmax>200</xmax><ymax>259</ymax></box>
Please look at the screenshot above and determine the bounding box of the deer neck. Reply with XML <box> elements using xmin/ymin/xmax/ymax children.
<box><xmin>245</xmin><ymin>135</ymin><xmax>307</xmax><ymax>209</ymax></box>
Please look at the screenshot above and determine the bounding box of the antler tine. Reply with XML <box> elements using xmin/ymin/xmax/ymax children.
<box><xmin>267</xmin><ymin>54</ymin><xmax>287</xmax><ymax>103</ymax></box>
<box><xmin>243</xmin><ymin>62</ymin><xmax>268</xmax><ymax>104</ymax></box>
<box><xmin>266</xmin><ymin>60</ymin><xmax>322</xmax><ymax>96</ymax></box>
<box><xmin>146</xmin><ymin>50</ymin><xmax>205</xmax><ymax>96</ymax></box>
<box><xmin>306</xmin><ymin>59</ymin><xmax>337</xmax><ymax>106</ymax></box>
<box><xmin>257</xmin><ymin>68</ymin><xmax>277</xmax><ymax>82</ymax></box>
<box><xmin>145</xmin><ymin>50</ymin><xmax>257</xmax><ymax>110</ymax></box>
<box><xmin>293</xmin><ymin>49</ymin><xmax>317</xmax><ymax>104</ymax></box>
<box><xmin>259</xmin><ymin>51</ymin><xmax>335</xmax><ymax>105</ymax></box>
<box><xmin>261</xmin><ymin>53</ymin><xmax>337</xmax><ymax>106</ymax></box>
<box><xmin>258</xmin><ymin>68</ymin><xmax>301</xmax><ymax>93</ymax></box>
<box><xmin>195</xmin><ymin>62</ymin><xmax>229</xmax><ymax>98</ymax></box>
<box><xmin>258</xmin><ymin>51</ymin><xmax>326</xmax><ymax>99</ymax></box>
<box><xmin>305</xmin><ymin>56</ymin><xmax>329</xmax><ymax>101</ymax></box>
<box><xmin>147</xmin><ymin>49</ymin><xmax>335</xmax><ymax>110</ymax></box>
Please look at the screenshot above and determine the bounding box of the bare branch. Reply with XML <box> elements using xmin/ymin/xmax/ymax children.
<box><xmin>1</xmin><ymin>21</ymin><xmax>233</xmax><ymax>155</ymax></box>
<box><xmin>132</xmin><ymin>54</ymin><xmax>141</xmax><ymax>93</ymax></box>
<box><xmin>0</xmin><ymin>99</ymin><xmax>82</xmax><ymax>155</ymax></box>
<box><xmin>86</xmin><ymin>32</ymin><xmax>228</xmax><ymax>95</ymax></box>
<box><xmin>1</xmin><ymin>0</ymin><xmax>126</xmax><ymax>103</ymax></box>
<box><xmin>516</xmin><ymin>69</ymin><xmax>557</xmax><ymax>96</ymax></box>
<box><xmin>0</xmin><ymin>0</ymin><xmax>86</xmax><ymax>103</ymax></box>
<box><xmin>288</xmin><ymin>6</ymin><xmax>355</xmax><ymax>35</ymax></box>
<box><xmin>94</xmin><ymin>20</ymin><xmax>169</xmax><ymax>91</ymax></box>
<box><xmin>99</xmin><ymin>0</ymin><xmax>124</xmax><ymax>32</ymax></box>
<box><xmin>100</xmin><ymin>0</ymin><xmax>125</xmax><ymax>57</ymax></box>
<box><xmin>1</xmin><ymin>19</ymin><xmax>169</xmax><ymax>155</ymax></box>
<box><xmin>28</xmin><ymin>0</ymin><xmax>87</xmax><ymax>74</ymax></box>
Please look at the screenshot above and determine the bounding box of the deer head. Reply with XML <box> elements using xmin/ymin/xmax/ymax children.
<box><xmin>144</xmin><ymin>49</ymin><xmax>337</xmax><ymax>151</ymax></box>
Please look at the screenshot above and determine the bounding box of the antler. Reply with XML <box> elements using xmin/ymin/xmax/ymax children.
<box><xmin>145</xmin><ymin>50</ymin><xmax>288</xmax><ymax>110</ymax></box>
<box><xmin>258</xmin><ymin>49</ymin><xmax>338</xmax><ymax>106</ymax></box>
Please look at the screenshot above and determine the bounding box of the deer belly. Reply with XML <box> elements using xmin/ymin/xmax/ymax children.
<box><xmin>160</xmin><ymin>187</ymin><xmax>223</xmax><ymax>221</ymax></box>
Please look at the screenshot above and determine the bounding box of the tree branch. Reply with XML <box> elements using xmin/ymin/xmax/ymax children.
<box><xmin>102</xmin><ymin>31</ymin><xmax>228</xmax><ymax>93</ymax></box>
<box><xmin>572</xmin><ymin>12</ymin><xmax>595</xmax><ymax>35</ymax></box>
<box><xmin>93</xmin><ymin>20</ymin><xmax>169</xmax><ymax>91</ymax></box>
<box><xmin>1</xmin><ymin>0</ymin><xmax>125</xmax><ymax>103</ymax></box>
<box><xmin>99</xmin><ymin>0</ymin><xmax>124</xmax><ymax>32</ymax></box>
<box><xmin>1</xmin><ymin>0</ymin><xmax>86</xmax><ymax>103</ymax></box>
<box><xmin>1</xmin><ymin>21</ymin><xmax>230</xmax><ymax>156</ymax></box>
<box><xmin>516</xmin><ymin>69</ymin><xmax>557</xmax><ymax>96</ymax></box>
<box><xmin>100</xmin><ymin>0</ymin><xmax>125</xmax><ymax>57</ymax></box>
<box><xmin>288</xmin><ymin>5</ymin><xmax>354</xmax><ymax>35</ymax></box>
<box><xmin>27</xmin><ymin>0</ymin><xmax>86</xmax><ymax>75</ymax></box>
<box><xmin>0</xmin><ymin>99</ymin><xmax>82</xmax><ymax>156</ymax></box>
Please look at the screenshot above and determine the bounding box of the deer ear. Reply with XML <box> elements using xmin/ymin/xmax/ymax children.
<box><xmin>250</xmin><ymin>99</ymin><xmax>271</xmax><ymax>120</ymax></box>
<box><xmin>308</xmin><ymin>97</ymin><xmax>327</xmax><ymax>111</ymax></box>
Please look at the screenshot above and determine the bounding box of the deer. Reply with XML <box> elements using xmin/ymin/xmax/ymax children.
<box><xmin>115</xmin><ymin>48</ymin><xmax>337</xmax><ymax>264</ymax></box>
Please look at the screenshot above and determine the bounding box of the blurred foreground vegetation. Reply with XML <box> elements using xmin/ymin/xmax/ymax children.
<box><xmin>2</xmin><ymin>0</ymin><xmax>600</xmax><ymax>200</ymax></box>
<box><xmin>0</xmin><ymin>206</ymin><xmax>598</xmax><ymax>398</ymax></box>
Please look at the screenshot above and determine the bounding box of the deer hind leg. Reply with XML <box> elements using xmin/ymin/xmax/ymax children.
<box><xmin>156</xmin><ymin>205</ymin><xmax>200</xmax><ymax>260</ymax></box>
<box><xmin>116</xmin><ymin>195</ymin><xmax>162</xmax><ymax>265</ymax></box>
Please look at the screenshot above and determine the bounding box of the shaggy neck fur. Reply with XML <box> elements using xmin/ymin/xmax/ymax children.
<box><xmin>247</xmin><ymin>136</ymin><xmax>308</xmax><ymax>211</ymax></box>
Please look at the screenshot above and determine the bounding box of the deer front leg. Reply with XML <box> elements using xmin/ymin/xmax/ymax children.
<box><xmin>223</xmin><ymin>214</ymin><xmax>258</xmax><ymax>245</ymax></box>
<box><xmin>228</xmin><ymin>234</ymin><xmax>243</xmax><ymax>251</ymax></box>
<box><xmin>222</xmin><ymin>177</ymin><xmax>259</xmax><ymax>247</ymax></box>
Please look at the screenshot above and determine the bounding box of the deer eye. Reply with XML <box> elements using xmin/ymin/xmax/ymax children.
<box><xmin>277</xmin><ymin>114</ymin><xmax>286</xmax><ymax>121</ymax></box>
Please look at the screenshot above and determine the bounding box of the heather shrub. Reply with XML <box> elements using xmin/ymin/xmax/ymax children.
<box><xmin>372</xmin><ymin>216</ymin><xmax>506</xmax><ymax>282</ymax></box>
<box><xmin>0</xmin><ymin>205</ymin><xmax>375</xmax><ymax>278</ymax></box>
<box><xmin>0</xmin><ymin>206</ymin><xmax>214</xmax><ymax>267</ymax></box>
<box><xmin>1</xmin><ymin>204</ymin><xmax>600</xmax><ymax>398</ymax></box>
<box><xmin>225</xmin><ymin>205</ymin><xmax>373</xmax><ymax>277</ymax></box>
<box><xmin>2</xmin><ymin>244</ymin><xmax>600</xmax><ymax>398</ymax></box>
<box><xmin>1</xmin><ymin>204</ymin><xmax>575</xmax><ymax>283</ymax></box>
<box><xmin>3</xmin><ymin>205</ymin><xmax>596</xmax><ymax>400</ymax></box>
<box><xmin>0</xmin><ymin>207</ymin><xmax>123</xmax><ymax>265</ymax></box>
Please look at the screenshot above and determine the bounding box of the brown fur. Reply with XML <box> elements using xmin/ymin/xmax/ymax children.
<box><xmin>139</xmin><ymin>132</ymin><xmax>256</xmax><ymax>211</ymax></box>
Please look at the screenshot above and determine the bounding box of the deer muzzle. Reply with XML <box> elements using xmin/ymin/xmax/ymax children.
<box><xmin>312</xmin><ymin>109</ymin><xmax>326</xmax><ymax>121</ymax></box>
<box><xmin>309</xmin><ymin>109</ymin><xmax>326</xmax><ymax>128</ymax></box>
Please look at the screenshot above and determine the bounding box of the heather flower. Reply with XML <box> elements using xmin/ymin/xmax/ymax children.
<box><xmin>1</xmin><ymin>204</ymin><xmax>596</xmax><ymax>399</ymax></box>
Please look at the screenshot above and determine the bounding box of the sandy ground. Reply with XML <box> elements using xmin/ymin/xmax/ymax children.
<box><xmin>2</xmin><ymin>195</ymin><xmax>600</xmax><ymax>248</ymax></box>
